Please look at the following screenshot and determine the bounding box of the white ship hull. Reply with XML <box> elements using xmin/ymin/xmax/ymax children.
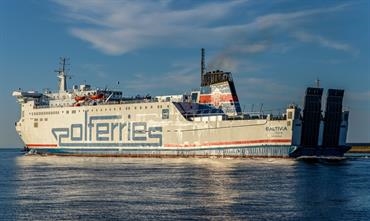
<box><xmin>17</xmin><ymin>102</ymin><xmax>297</xmax><ymax>157</ymax></box>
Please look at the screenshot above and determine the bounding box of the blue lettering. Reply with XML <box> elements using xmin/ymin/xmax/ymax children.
<box><xmin>128</xmin><ymin>122</ymin><xmax>131</xmax><ymax>141</ymax></box>
<box><xmin>96</xmin><ymin>123</ymin><xmax>109</xmax><ymax>141</ymax></box>
<box><xmin>71</xmin><ymin>124</ymin><xmax>83</xmax><ymax>141</ymax></box>
<box><xmin>110</xmin><ymin>122</ymin><xmax>118</xmax><ymax>140</ymax></box>
<box><xmin>84</xmin><ymin>111</ymin><xmax>88</xmax><ymax>141</ymax></box>
<box><xmin>88</xmin><ymin>122</ymin><xmax>94</xmax><ymax>141</ymax></box>
<box><xmin>132</xmin><ymin>122</ymin><xmax>146</xmax><ymax>141</ymax></box>
<box><xmin>52</xmin><ymin>128</ymin><xmax>69</xmax><ymax>146</ymax></box>
<box><xmin>148</xmin><ymin>126</ymin><xmax>162</xmax><ymax>146</ymax></box>
<box><xmin>51</xmin><ymin>112</ymin><xmax>163</xmax><ymax>147</ymax></box>
<box><xmin>119</xmin><ymin>122</ymin><xmax>126</xmax><ymax>141</ymax></box>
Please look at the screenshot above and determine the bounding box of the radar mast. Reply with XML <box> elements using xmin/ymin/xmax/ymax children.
<box><xmin>55</xmin><ymin>57</ymin><xmax>70</xmax><ymax>92</ymax></box>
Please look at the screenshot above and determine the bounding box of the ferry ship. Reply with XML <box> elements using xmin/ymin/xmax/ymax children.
<box><xmin>12</xmin><ymin>49</ymin><xmax>350</xmax><ymax>158</ymax></box>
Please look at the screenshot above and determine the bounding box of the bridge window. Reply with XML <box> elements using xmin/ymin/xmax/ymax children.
<box><xmin>162</xmin><ymin>109</ymin><xmax>169</xmax><ymax>119</ymax></box>
<box><xmin>288</xmin><ymin>112</ymin><xmax>292</xmax><ymax>119</ymax></box>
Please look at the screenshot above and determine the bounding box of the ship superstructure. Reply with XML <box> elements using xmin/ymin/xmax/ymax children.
<box><xmin>12</xmin><ymin>50</ymin><xmax>350</xmax><ymax>158</ymax></box>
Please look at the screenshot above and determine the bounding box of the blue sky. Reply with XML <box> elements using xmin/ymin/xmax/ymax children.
<box><xmin>0</xmin><ymin>0</ymin><xmax>369</xmax><ymax>148</ymax></box>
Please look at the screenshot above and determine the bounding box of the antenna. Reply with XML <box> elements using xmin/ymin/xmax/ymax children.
<box><xmin>316</xmin><ymin>77</ymin><xmax>320</xmax><ymax>88</ymax></box>
<box><xmin>61</xmin><ymin>57</ymin><xmax>66</xmax><ymax>73</ymax></box>
<box><xmin>201</xmin><ymin>48</ymin><xmax>205</xmax><ymax>84</ymax></box>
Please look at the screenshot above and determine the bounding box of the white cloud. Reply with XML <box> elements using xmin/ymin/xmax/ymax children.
<box><xmin>237</xmin><ymin>77</ymin><xmax>300</xmax><ymax>99</ymax></box>
<box><xmin>230</xmin><ymin>42</ymin><xmax>270</xmax><ymax>54</ymax></box>
<box><xmin>121</xmin><ymin>62</ymin><xmax>199</xmax><ymax>95</ymax></box>
<box><xmin>53</xmin><ymin>0</ymin><xmax>248</xmax><ymax>54</ymax></box>
<box><xmin>248</xmin><ymin>3</ymin><xmax>350</xmax><ymax>30</ymax></box>
<box><xmin>293</xmin><ymin>31</ymin><xmax>357</xmax><ymax>54</ymax></box>
<box><xmin>52</xmin><ymin>0</ymin><xmax>353</xmax><ymax>57</ymax></box>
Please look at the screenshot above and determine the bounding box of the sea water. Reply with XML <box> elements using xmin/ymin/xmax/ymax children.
<box><xmin>0</xmin><ymin>148</ymin><xmax>369</xmax><ymax>220</ymax></box>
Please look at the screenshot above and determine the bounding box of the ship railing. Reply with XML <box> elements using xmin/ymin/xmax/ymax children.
<box><xmin>32</xmin><ymin>97</ymin><xmax>164</xmax><ymax>109</ymax></box>
<box><xmin>184</xmin><ymin>112</ymin><xmax>225</xmax><ymax>118</ymax></box>
<box><xmin>240</xmin><ymin>108</ymin><xmax>287</xmax><ymax>120</ymax></box>
<box><xmin>33</xmin><ymin>105</ymin><xmax>52</xmax><ymax>109</ymax></box>
<box><xmin>226</xmin><ymin>111</ymin><xmax>287</xmax><ymax>121</ymax></box>
<box><xmin>179</xmin><ymin>109</ymin><xmax>288</xmax><ymax>121</ymax></box>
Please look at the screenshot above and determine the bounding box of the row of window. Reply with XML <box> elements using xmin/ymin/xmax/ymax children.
<box><xmin>124</xmin><ymin>105</ymin><xmax>166</xmax><ymax>110</ymax></box>
<box><xmin>34</xmin><ymin>118</ymin><xmax>48</xmax><ymax>122</ymax></box>
<box><xmin>31</xmin><ymin>105</ymin><xmax>170</xmax><ymax>115</ymax></box>
<box><xmin>31</xmin><ymin>109</ymin><xmax>170</xmax><ymax>124</ymax></box>
<box><xmin>32</xmin><ymin>111</ymin><xmax>59</xmax><ymax>116</ymax></box>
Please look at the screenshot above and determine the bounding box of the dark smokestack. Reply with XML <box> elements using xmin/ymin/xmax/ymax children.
<box><xmin>201</xmin><ymin>48</ymin><xmax>205</xmax><ymax>83</ymax></box>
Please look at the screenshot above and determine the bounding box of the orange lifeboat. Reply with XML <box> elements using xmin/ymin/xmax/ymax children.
<box><xmin>74</xmin><ymin>95</ymin><xmax>86</xmax><ymax>102</ymax></box>
<box><xmin>90</xmin><ymin>93</ymin><xmax>104</xmax><ymax>100</ymax></box>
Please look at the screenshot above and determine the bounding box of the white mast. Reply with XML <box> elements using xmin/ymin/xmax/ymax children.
<box><xmin>56</xmin><ymin>57</ymin><xmax>69</xmax><ymax>92</ymax></box>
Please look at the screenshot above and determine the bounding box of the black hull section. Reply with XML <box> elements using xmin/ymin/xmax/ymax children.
<box><xmin>289</xmin><ymin>146</ymin><xmax>351</xmax><ymax>158</ymax></box>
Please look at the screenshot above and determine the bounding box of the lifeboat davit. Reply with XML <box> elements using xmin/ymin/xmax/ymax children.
<box><xmin>90</xmin><ymin>93</ymin><xmax>104</xmax><ymax>100</ymax></box>
<box><xmin>74</xmin><ymin>95</ymin><xmax>86</xmax><ymax>102</ymax></box>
